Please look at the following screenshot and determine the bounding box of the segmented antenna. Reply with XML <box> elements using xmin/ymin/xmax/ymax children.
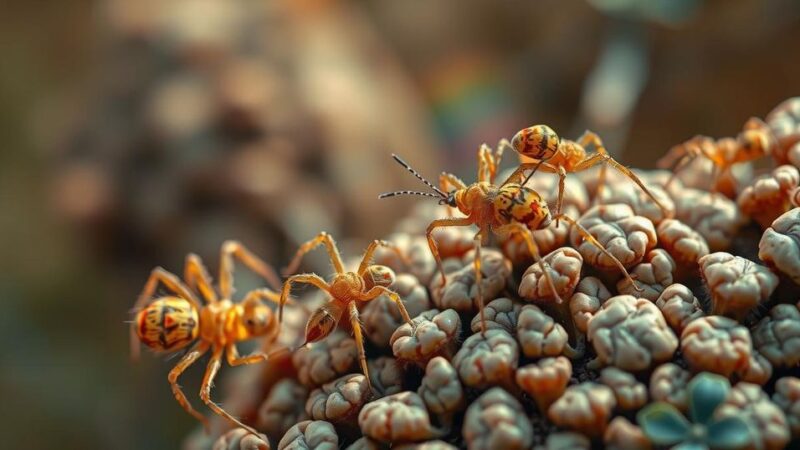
<box><xmin>378</xmin><ymin>190</ymin><xmax>441</xmax><ymax>199</ymax></box>
<box><xmin>390</xmin><ymin>154</ymin><xmax>447</xmax><ymax>198</ymax></box>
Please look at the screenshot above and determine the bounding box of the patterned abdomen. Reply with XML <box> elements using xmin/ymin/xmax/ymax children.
<box><xmin>493</xmin><ymin>184</ymin><xmax>551</xmax><ymax>229</ymax></box>
<box><xmin>136</xmin><ymin>297</ymin><xmax>199</xmax><ymax>352</ymax></box>
<box><xmin>511</xmin><ymin>124</ymin><xmax>560</xmax><ymax>160</ymax></box>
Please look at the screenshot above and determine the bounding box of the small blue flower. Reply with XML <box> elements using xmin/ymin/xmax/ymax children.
<box><xmin>637</xmin><ymin>373</ymin><xmax>752</xmax><ymax>450</ymax></box>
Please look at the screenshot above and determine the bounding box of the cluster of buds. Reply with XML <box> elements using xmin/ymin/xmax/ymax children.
<box><xmin>186</xmin><ymin>98</ymin><xmax>800</xmax><ymax>450</ymax></box>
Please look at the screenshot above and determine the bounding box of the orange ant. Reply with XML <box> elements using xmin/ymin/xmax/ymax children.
<box><xmin>131</xmin><ymin>241</ymin><xmax>290</xmax><ymax>436</ymax></box>
<box><xmin>379</xmin><ymin>149</ymin><xmax>640</xmax><ymax>335</ymax></box>
<box><xmin>503</xmin><ymin>125</ymin><xmax>670</xmax><ymax>220</ymax></box>
<box><xmin>278</xmin><ymin>232</ymin><xmax>413</xmax><ymax>389</ymax></box>
<box><xmin>658</xmin><ymin>118</ymin><xmax>776</xmax><ymax>190</ymax></box>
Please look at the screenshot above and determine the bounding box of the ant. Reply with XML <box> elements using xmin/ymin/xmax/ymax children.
<box><xmin>278</xmin><ymin>232</ymin><xmax>413</xmax><ymax>389</ymax></box>
<box><xmin>379</xmin><ymin>146</ymin><xmax>640</xmax><ymax>335</ymax></box>
<box><xmin>503</xmin><ymin>125</ymin><xmax>671</xmax><ymax>221</ymax></box>
<box><xmin>131</xmin><ymin>241</ymin><xmax>290</xmax><ymax>436</ymax></box>
<box><xmin>658</xmin><ymin>118</ymin><xmax>776</xmax><ymax>191</ymax></box>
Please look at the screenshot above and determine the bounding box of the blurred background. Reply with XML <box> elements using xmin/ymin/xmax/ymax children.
<box><xmin>1</xmin><ymin>0</ymin><xmax>798</xmax><ymax>448</ymax></box>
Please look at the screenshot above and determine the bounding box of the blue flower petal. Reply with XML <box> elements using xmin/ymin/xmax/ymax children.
<box><xmin>707</xmin><ymin>416</ymin><xmax>752</xmax><ymax>449</ymax></box>
<box><xmin>638</xmin><ymin>403</ymin><xmax>691</xmax><ymax>446</ymax></box>
<box><xmin>672</xmin><ymin>441</ymin><xmax>709</xmax><ymax>450</ymax></box>
<box><xmin>688</xmin><ymin>373</ymin><xmax>730</xmax><ymax>424</ymax></box>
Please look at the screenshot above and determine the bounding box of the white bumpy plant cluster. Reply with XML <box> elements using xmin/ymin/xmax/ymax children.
<box><xmin>185</xmin><ymin>98</ymin><xmax>800</xmax><ymax>450</ymax></box>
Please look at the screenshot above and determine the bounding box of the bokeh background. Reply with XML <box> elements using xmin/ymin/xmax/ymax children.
<box><xmin>1</xmin><ymin>0</ymin><xmax>798</xmax><ymax>448</ymax></box>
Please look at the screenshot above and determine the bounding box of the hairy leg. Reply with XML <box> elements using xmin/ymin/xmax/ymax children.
<box><xmin>574</xmin><ymin>152</ymin><xmax>670</xmax><ymax>217</ymax></box>
<box><xmin>473</xmin><ymin>231</ymin><xmax>486</xmax><ymax>336</ymax></box>
<box><xmin>358</xmin><ymin>239</ymin><xmax>407</xmax><ymax>275</ymax></box>
<box><xmin>279</xmin><ymin>274</ymin><xmax>330</xmax><ymax>322</ymax></box>
<box><xmin>664</xmin><ymin>139</ymin><xmax>704</xmax><ymax>188</ymax></box>
<box><xmin>493</xmin><ymin>138</ymin><xmax>513</xmax><ymax>183</ymax></box>
<box><xmin>439</xmin><ymin>172</ymin><xmax>466</xmax><ymax>217</ymax></box>
<box><xmin>184</xmin><ymin>254</ymin><xmax>218</xmax><ymax>304</ymax></box>
<box><xmin>577</xmin><ymin>131</ymin><xmax>610</xmax><ymax>204</ymax></box>
<box><xmin>426</xmin><ymin>217</ymin><xmax>474</xmax><ymax>284</ymax></box>
<box><xmin>555</xmin><ymin>165</ymin><xmax>567</xmax><ymax>226</ymax></box>
<box><xmin>439</xmin><ymin>172</ymin><xmax>467</xmax><ymax>192</ymax></box>
<box><xmin>168</xmin><ymin>342</ymin><xmax>210</xmax><ymax>430</ymax></box>
<box><xmin>494</xmin><ymin>223</ymin><xmax>561</xmax><ymax>303</ymax></box>
<box><xmin>553</xmin><ymin>213</ymin><xmax>640</xmax><ymax>291</ymax></box>
<box><xmin>577</xmin><ymin>131</ymin><xmax>671</xmax><ymax>216</ymax></box>
<box><xmin>361</xmin><ymin>285</ymin><xmax>413</xmax><ymax>325</ymax></box>
<box><xmin>348</xmin><ymin>302</ymin><xmax>372</xmax><ymax>390</ymax></box>
<box><xmin>200</xmin><ymin>346</ymin><xmax>260</xmax><ymax>436</ymax></box>
<box><xmin>243</xmin><ymin>287</ymin><xmax>293</xmax><ymax>307</ymax></box>
<box><xmin>283</xmin><ymin>232</ymin><xmax>345</xmax><ymax>276</ymax></box>
<box><xmin>219</xmin><ymin>240</ymin><xmax>282</xmax><ymax>300</ymax></box>
<box><xmin>478</xmin><ymin>143</ymin><xmax>492</xmax><ymax>183</ymax></box>
<box><xmin>226</xmin><ymin>343</ymin><xmax>271</xmax><ymax>367</ymax></box>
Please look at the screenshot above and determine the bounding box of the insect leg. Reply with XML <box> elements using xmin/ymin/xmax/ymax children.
<box><xmin>283</xmin><ymin>232</ymin><xmax>345</xmax><ymax>276</ymax></box>
<box><xmin>473</xmin><ymin>231</ymin><xmax>486</xmax><ymax>336</ymax></box>
<box><xmin>361</xmin><ymin>286</ymin><xmax>414</xmax><ymax>325</ymax></box>
<box><xmin>279</xmin><ymin>274</ymin><xmax>330</xmax><ymax>322</ymax></box>
<box><xmin>494</xmin><ymin>223</ymin><xmax>561</xmax><ymax>303</ymax></box>
<box><xmin>200</xmin><ymin>346</ymin><xmax>261</xmax><ymax>436</ymax></box>
<box><xmin>553</xmin><ymin>213</ymin><xmax>641</xmax><ymax>292</ymax></box>
<box><xmin>348</xmin><ymin>302</ymin><xmax>372</xmax><ymax>391</ymax></box>
<box><xmin>168</xmin><ymin>342</ymin><xmax>211</xmax><ymax>431</ymax></box>
<box><xmin>358</xmin><ymin>240</ymin><xmax>407</xmax><ymax>275</ymax></box>
<box><xmin>220</xmin><ymin>240</ymin><xmax>282</xmax><ymax>299</ymax></box>
<box><xmin>426</xmin><ymin>217</ymin><xmax>474</xmax><ymax>284</ymax></box>
<box><xmin>184</xmin><ymin>254</ymin><xmax>218</xmax><ymax>303</ymax></box>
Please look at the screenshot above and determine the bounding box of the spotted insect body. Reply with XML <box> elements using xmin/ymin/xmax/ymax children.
<box><xmin>136</xmin><ymin>297</ymin><xmax>199</xmax><ymax>352</ymax></box>
<box><xmin>511</xmin><ymin>124</ymin><xmax>560</xmax><ymax>161</ymax></box>
<box><xmin>660</xmin><ymin>117</ymin><xmax>776</xmax><ymax>188</ymax></box>
<box><xmin>279</xmin><ymin>233</ymin><xmax>414</xmax><ymax>386</ymax></box>
<box><xmin>381</xmin><ymin>131</ymin><xmax>645</xmax><ymax>334</ymax></box>
<box><xmin>493</xmin><ymin>184</ymin><xmax>552</xmax><ymax>230</ymax></box>
<box><xmin>130</xmin><ymin>242</ymin><xmax>286</xmax><ymax>436</ymax></box>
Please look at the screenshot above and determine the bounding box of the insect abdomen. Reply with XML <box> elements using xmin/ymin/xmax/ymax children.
<box><xmin>136</xmin><ymin>297</ymin><xmax>199</xmax><ymax>352</ymax></box>
<box><xmin>493</xmin><ymin>184</ymin><xmax>549</xmax><ymax>228</ymax></box>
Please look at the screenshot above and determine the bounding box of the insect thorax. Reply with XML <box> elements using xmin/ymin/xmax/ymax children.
<box><xmin>453</xmin><ymin>182</ymin><xmax>495</xmax><ymax>216</ymax></box>
<box><xmin>330</xmin><ymin>272</ymin><xmax>363</xmax><ymax>300</ymax></box>
<box><xmin>136</xmin><ymin>296</ymin><xmax>199</xmax><ymax>352</ymax></box>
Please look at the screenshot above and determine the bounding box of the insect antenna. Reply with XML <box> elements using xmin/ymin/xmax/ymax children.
<box><xmin>378</xmin><ymin>190</ymin><xmax>442</xmax><ymax>199</ymax></box>
<box><xmin>520</xmin><ymin>159</ymin><xmax>545</xmax><ymax>186</ymax></box>
<box><xmin>387</xmin><ymin>153</ymin><xmax>448</xmax><ymax>198</ymax></box>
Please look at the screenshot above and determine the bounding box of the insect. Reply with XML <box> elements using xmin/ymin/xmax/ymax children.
<box><xmin>658</xmin><ymin>117</ymin><xmax>776</xmax><ymax>190</ymax></box>
<box><xmin>379</xmin><ymin>148</ymin><xmax>640</xmax><ymax>335</ymax></box>
<box><xmin>130</xmin><ymin>241</ymin><xmax>288</xmax><ymax>436</ymax></box>
<box><xmin>503</xmin><ymin>125</ymin><xmax>670</xmax><ymax>220</ymax></box>
<box><xmin>278</xmin><ymin>232</ymin><xmax>413</xmax><ymax>388</ymax></box>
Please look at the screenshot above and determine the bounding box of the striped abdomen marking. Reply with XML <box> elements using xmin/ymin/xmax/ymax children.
<box><xmin>136</xmin><ymin>297</ymin><xmax>199</xmax><ymax>352</ymax></box>
<box><xmin>511</xmin><ymin>124</ymin><xmax>560</xmax><ymax>160</ymax></box>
